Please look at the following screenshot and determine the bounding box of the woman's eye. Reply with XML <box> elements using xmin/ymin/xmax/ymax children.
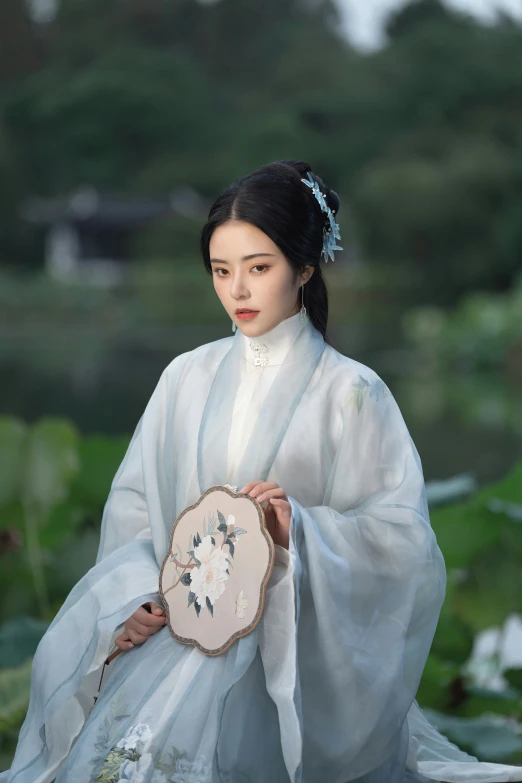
<box><xmin>213</xmin><ymin>265</ymin><xmax>269</xmax><ymax>277</ymax></box>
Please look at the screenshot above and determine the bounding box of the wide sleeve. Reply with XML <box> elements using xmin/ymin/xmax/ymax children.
<box><xmin>261</xmin><ymin>374</ymin><xmax>447</xmax><ymax>783</ymax></box>
<box><xmin>96</xmin><ymin>365</ymin><xmax>169</xmax><ymax>563</ymax></box>
<box><xmin>2</xmin><ymin>366</ymin><xmax>178</xmax><ymax>783</ymax></box>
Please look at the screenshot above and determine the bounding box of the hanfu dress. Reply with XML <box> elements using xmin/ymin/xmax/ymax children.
<box><xmin>2</xmin><ymin>311</ymin><xmax>522</xmax><ymax>783</ymax></box>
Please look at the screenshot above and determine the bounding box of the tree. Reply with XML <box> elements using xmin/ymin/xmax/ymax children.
<box><xmin>385</xmin><ymin>0</ymin><xmax>464</xmax><ymax>41</ymax></box>
<box><xmin>0</xmin><ymin>0</ymin><xmax>43</xmax><ymax>80</ymax></box>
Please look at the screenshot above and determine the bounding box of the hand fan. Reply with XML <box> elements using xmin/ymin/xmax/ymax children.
<box><xmin>159</xmin><ymin>483</ymin><xmax>275</xmax><ymax>656</ymax></box>
<box><xmin>92</xmin><ymin>484</ymin><xmax>275</xmax><ymax>709</ymax></box>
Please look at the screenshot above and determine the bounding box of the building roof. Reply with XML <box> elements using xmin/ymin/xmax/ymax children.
<box><xmin>21</xmin><ymin>186</ymin><xmax>209</xmax><ymax>228</ymax></box>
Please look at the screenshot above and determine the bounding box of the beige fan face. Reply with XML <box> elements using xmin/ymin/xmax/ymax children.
<box><xmin>159</xmin><ymin>485</ymin><xmax>275</xmax><ymax>656</ymax></box>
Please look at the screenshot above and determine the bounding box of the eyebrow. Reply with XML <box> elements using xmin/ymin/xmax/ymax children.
<box><xmin>209</xmin><ymin>253</ymin><xmax>276</xmax><ymax>265</ymax></box>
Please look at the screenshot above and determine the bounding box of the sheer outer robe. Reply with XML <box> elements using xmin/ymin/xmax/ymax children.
<box><xmin>4</xmin><ymin>318</ymin><xmax>522</xmax><ymax>783</ymax></box>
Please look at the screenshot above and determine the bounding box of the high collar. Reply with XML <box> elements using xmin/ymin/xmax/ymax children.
<box><xmin>240</xmin><ymin>311</ymin><xmax>308</xmax><ymax>367</ymax></box>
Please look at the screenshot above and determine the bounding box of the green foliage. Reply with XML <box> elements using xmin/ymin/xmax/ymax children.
<box><xmin>0</xmin><ymin>616</ymin><xmax>48</xmax><ymax>668</ymax></box>
<box><xmin>403</xmin><ymin>272</ymin><xmax>522</xmax><ymax>375</ymax></box>
<box><xmin>0</xmin><ymin>416</ymin><xmax>80</xmax><ymax>617</ymax></box>
<box><xmin>424</xmin><ymin>708</ymin><xmax>522</xmax><ymax>762</ymax></box>
<box><xmin>0</xmin><ymin>659</ymin><xmax>33</xmax><ymax>733</ymax></box>
<box><xmin>430</xmin><ymin>462</ymin><xmax>522</xmax><ymax>631</ymax></box>
<box><xmin>429</xmin><ymin>612</ymin><xmax>474</xmax><ymax>666</ymax></box>
<box><xmin>0</xmin><ymin>417</ymin><xmax>129</xmax><ymax>625</ymax></box>
<box><xmin>1</xmin><ymin>0</ymin><xmax>522</xmax><ymax>298</ymax></box>
<box><xmin>417</xmin><ymin>460</ymin><xmax>522</xmax><ymax>760</ymax></box>
<box><xmin>72</xmin><ymin>435</ymin><xmax>131</xmax><ymax>508</ymax></box>
<box><xmin>504</xmin><ymin>669</ymin><xmax>522</xmax><ymax>692</ymax></box>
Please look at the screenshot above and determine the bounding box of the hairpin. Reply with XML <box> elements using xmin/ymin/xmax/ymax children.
<box><xmin>301</xmin><ymin>172</ymin><xmax>343</xmax><ymax>263</ymax></box>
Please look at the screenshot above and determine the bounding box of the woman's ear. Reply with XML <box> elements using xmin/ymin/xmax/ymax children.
<box><xmin>301</xmin><ymin>266</ymin><xmax>315</xmax><ymax>285</ymax></box>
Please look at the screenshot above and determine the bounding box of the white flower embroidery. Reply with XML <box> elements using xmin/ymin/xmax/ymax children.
<box><xmin>235</xmin><ymin>589</ymin><xmax>248</xmax><ymax>619</ymax></box>
<box><xmin>117</xmin><ymin>752</ymin><xmax>153</xmax><ymax>782</ymax></box>
<box><xmin>116</xmin><ymin>723</ymin><xmax>152</xmax><ymax>752</ymax></box>
<box><xmin>190</xmin><ymin>534</ymin><xmax>229</xmax><ymax>608</ymax></box>
<box><xmin>172</xmin><ymin>754</ymin><xmax>212</xmax><ymax>783</ymax></box>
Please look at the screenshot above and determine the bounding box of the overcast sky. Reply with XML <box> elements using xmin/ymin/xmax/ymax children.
<box><xmin>335</xmin><ymin>0</ymin><xmax>522</xmax><ymax>49</ymax></box>
<box><xmin>28</xmin><ymin>0</ymin><xmax>522</xmax><ymax>45</ymax></box>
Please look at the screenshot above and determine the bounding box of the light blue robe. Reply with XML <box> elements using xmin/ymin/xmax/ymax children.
<box><xmin>3</xmin><ymin>312</ymin><xmax>522</xmax><ymax>783</ymax></box>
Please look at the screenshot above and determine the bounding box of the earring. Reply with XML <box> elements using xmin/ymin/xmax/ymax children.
<box><xmin>231</xmin><ymin>320</ymin><xmax>237</xmax><ymax>333</ymax></box>
<box><xmin>299</xmin><ymin>283</ymin><xmax>307</xmax><ymax>325</ymax></box>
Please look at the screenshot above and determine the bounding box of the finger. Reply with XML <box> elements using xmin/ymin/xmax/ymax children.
<box><xmin>248</xmin><ymin>482</ymin><xmax>279</xmax><ymax>498</ymax></box>
<box><xmin>239</xmin><ymin>481</ymin><xmax>262</xmax><ymax>493</ymax></box>
<box><xmin>256</xmin><ymin>487</ymin><xmax>286</xmax><ymax>503</ymax></box>
<box><xmin>127</xmin><ymin>629</ymin><xmax>148</xmax><ymax>645</ymax></box>
<box><xmin>126</xmin><ymin>619</ymin><xmax>152</xmax><ymax>637</ymax></box>
<box><xmin>271</xmin><ymin>499</ymin><xmax>292</xmax><ymax>525</ymax></box>
<box><xmin>144</xmin><ymin>601</ymin><xmax>166</xmax><ymax>617</ymax></box>
<box><xmin>269</xmin><ymin>498</ymin><xmax>290</xmax><ymax>515</ymax></box>
<box><xmin>270</xmin><ymin>498</ymin><xmax>291</xmax><ymax>511</ymax></box>
<box><xmin>115</xmin><ymin>633</ymin><xmax>134</xmax><ymax>651</ymax></box>
<box><xmin>130</xmin><ymin>616</ymin><xmax>165</xmax><ymax>635</ymax></box>
<box><xmin>133</xmin><ymin>607</ymin><xmax>167</xmax><ymax>627</ymax></box>
<box><xmin>240</xmin><ymin>480</ymin><xmax>277</xmax><ymax>494</ymax></box>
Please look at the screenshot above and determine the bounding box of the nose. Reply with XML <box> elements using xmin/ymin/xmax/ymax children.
<box><xmin>229</xmin><ymin>270</ymin><xmax>250</xmax><ymax>300</ymax></box>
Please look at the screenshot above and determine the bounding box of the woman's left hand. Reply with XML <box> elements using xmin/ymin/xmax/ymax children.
<box><xmin>239</xmin><ymin>481</ymin><xmax>291</xmax><ymax>550</ymax></box>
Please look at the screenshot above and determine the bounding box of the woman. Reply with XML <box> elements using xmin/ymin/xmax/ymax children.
<box><xmin>3</xmin><ymin>160</ymin><xmax>521</xmax><ymax>783</ymax></box>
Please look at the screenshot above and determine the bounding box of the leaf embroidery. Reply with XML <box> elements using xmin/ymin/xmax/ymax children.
<box><xmin>92</xmin><ymin>691</ymin><xmax>129</xmax><ymax>775</ymax></box>
<box><xmin>342</xmin><ymin>373</ymin><xmax>390</xmax><ymax>413</ymax></box>
<box><xmin>93</xmin><ymin>712</ymin><xmax>152</xmax><ymax>782</ymax></box>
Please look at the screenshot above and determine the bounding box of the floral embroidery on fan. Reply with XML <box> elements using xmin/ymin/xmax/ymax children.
<box><xmin>342</xmin><ymin>373</ymin><xmax>391</xmax><ymax>413</ymax></box>
<box><xmin>164</xmin><ymin>509</ymin><xmax>247</xmax><ymax>618</ymax></box>
<box><xmin>235</xmin><ymin>589</ymin><xmax>248</xmax><ymax>619</ymax></box>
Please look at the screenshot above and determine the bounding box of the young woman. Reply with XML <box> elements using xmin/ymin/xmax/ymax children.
<box><xmin>3</xmin><ymin>160</ymin><xmax>521</xmax><ymax>783</ymax></box>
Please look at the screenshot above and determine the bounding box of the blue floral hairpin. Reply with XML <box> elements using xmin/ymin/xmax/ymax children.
<box><xmin>301</xmin><ymin>171</ymin><xmax>343</xmax><ymax>263</ymax></box>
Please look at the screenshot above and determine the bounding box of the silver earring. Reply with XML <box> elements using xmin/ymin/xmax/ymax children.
<box><xmin>232</xmin><ymin>320</ymin><xmax>237</xmax><ymax>333</ymax></box>
<box><xmin>299</xmin><ymin>284</ymin><xmax>307</xmax><ymax>325</ymax></box>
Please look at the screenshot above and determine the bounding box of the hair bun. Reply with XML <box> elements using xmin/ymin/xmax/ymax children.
<box><xmin>253</xmin><ymin>160</ymin><xmax>341</xmax><ymax>219</ymax></box>
<box><xmin>310</xmin><ymin>172</ymin><xmax>340</xmax><ymax>219</ymax></box>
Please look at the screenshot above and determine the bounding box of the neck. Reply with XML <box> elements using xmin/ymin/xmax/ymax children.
<box><xmin>239</xmin><ymin>311</ymin><xmax>308</xmax><ymax>367</ymax></box>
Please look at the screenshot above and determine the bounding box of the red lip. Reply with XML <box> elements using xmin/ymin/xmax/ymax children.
<box><xmin>236</xmin><ymin>310</ymin><xmax>259</xmax><ymax>321</ymax></box>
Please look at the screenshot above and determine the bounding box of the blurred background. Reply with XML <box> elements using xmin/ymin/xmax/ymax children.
<box><xmin>1</xmin><ymin>0</ymin><xmax>522</xmax><ymax>770</ymax></box>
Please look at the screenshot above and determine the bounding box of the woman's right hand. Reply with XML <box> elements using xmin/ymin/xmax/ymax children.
<box><xmin>114</xmin><ymin>602</ymin><xmax>167</xmax><ymax>650</ymax></box>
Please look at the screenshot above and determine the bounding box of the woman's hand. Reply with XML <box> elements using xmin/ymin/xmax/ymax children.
<box><xmin>115</xmin><ymin>601</ymin><xmax>167</xmax><ymax>651</ymax></box>
<box><xmin>240</xmin><ymin>481</ymin><xmax>292</xmax><ymax>550</ymax></box>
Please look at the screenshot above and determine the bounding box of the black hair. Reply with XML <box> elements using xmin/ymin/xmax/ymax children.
<box><xmin>200</xmin><ymin>159</ymin><xmax>341</xmax><ymax>343</ymax></box>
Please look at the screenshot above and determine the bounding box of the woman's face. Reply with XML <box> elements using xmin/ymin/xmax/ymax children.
<box><xmin>209</xmin><ymin>220</ymin><xmax>314</xmax><ymax>337</ymax></box>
